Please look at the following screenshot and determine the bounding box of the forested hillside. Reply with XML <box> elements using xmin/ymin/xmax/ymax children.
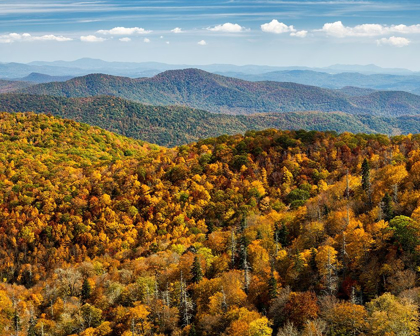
<box><xmin>17</xmin><ymin>69</ymin><xmax>420</xmax><ymax>116</ymax></box>
<box><xmin>2</xmin><ymin>94</ymin><xmax>420</xmax><ymax>147</ymax></box>
<box><xmin>0</xmin><ymin>113</ymin><xmax>419</xmax><ymax>335</ymax></box>
<box><xmin>0</xmin><ymin>80</ymin><xmax>33</xmax><ymax>94</ymax></box>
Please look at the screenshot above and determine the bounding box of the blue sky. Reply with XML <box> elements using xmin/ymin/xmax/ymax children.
<box><xmin>1</xmin><ymin>0</ymin><xmax>419</xmax><ymax>69</ymax></box>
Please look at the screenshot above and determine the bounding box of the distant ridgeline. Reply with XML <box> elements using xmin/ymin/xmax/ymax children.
<box><xmin>10</xmin><ymin>69</ymin><xmax>420</xmax><ymax>116</ymax></box>
<box><xmin>0</xmin><ymin>112</ymin><xmax>419</xmax><ymax>335</ymax></box>
<box><xmin>1</xmin><ymin>94</ymin><xmax>420</xmax><ymax>147</ymax></box>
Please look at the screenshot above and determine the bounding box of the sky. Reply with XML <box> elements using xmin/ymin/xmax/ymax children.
<box><xmin>0</xmin><ymin>0</ymin><xmax>420</xmax><ymax>69</ymax></box>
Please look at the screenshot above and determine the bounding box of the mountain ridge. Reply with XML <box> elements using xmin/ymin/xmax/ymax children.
<box><xmin>2</xmin><ymin>93</ymin><xmax>420</xmax><ymax>146</ymax></box>
<box><xmin>16</xmin><ymin>69</ymin><xmax>420</xmax><ymax>116</ymax></box>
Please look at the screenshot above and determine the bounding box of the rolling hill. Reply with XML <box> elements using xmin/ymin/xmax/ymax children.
<box><xmin>0</xmin><ymin>79</ymin><xmax>33</xmax><ymax>93</ymax></box>
<box><xmin>1</xmin><ymin>93</ymin><xmax>420</xmax><ymax>146</ymax></box>
<box><xmin>19</xmin><ymin>72</ymin><xmax>75</xmax><ymax>83</ymax></box>
<box><xmin>17</xmin><ymin>69</ymin><xmax>420</xmax><ymax>116</ymax></box>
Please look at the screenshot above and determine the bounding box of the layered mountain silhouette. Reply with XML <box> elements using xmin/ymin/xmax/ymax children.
<box><xmin>14</xmin><ymin>69</ymin><xmax>420</xmax><ymax>116</ymax></box>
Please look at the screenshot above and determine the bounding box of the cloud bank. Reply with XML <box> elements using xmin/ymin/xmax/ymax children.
<box><xmin>97</xmin><ymin>27</ymin><xmax>151</xmax><ymax>35</ymax></box>
<box><xmin>320</xmin><ymin>21</ymin><xmax>420</xmax><ymax>37</ymax></box>
<box><xmin>0</xmin><ymin>33</ymin><xmax>72</xmax><ymax>43</ymax></box>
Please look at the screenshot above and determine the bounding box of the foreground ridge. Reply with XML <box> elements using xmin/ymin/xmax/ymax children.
<box><xmin>0</xmin><ymin>113</ymin><xmax>419</xmax><ymax>335</ymax></box>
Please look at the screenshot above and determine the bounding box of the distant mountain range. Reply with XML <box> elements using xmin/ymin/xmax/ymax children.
<box><xmin>11</xmin><ymin>69</ymin><xmax>420</xmax><ymax>116</ymax></box>
<box><xmin>1</xmin><ymin>94</ymin><xmax>420</xmax><ymax>146</ymax></box>
<box><xmin>0</xmin><ymin>58</ymin><xmax>418</xmax><ymax>79</ymax></box>
<box><xmin>2</xmin><ymin>59</ymin><xmax>420</xmax><ymax>95</ymax></box>
<box><xmin>219</xmin><ymin>70</ymin><xmax>420</xmax><ymax>94</ymax></box>
<box><xmin>28</xmin><ymin>58</ymin><xmax>418</xmax><ymax>75</ymax></box>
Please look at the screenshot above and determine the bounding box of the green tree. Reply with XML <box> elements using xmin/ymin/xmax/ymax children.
<box><xmin>361</xmin><ymin>158</ymin><xmax>371</xmax><ymax>194</ymax></box>
<box><xmin>381</xmin><ymin>193</ymin><xmax>393</xmax><ymax>221</ymax></box>
<box><xmin>191</xmin><ymin>256</ymin><xmax>203</xmax><ymax>283</ymax></box>
<box><xmin>81</xmin><ymin>278</ymin><xmax>92</xmax><ymax>302</ymax></box>
<box><xmin>389</xmin><ymin>216</ymin><xmax>420</xmax><ymax>253</ymax></box>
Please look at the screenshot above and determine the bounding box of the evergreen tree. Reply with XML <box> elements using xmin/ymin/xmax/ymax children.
<box><xmin>191</xmin><ymin>256</ymin><xmax>203</xmax><ymax>283</ymax></box>
<box><xmin>13</xmin><ymin>308</ymin><xmax>20</xmax><ymax>336</ymax></box>
<box><xmin>188</xmin><ymin>324</ymin><xmax>197</xmax><ymax>336</ymax></box>
<box><xmin>81</xmin><ymin>277</ymin><xmax>92</xmax><ymax>302</ymax></box>
<box><xmin>309</xmin><ymin>247</ymin><xmax>317</xmax><ymax>271</ymax></box>
<box><xmin>361</xmin><ymin>158</ymin><xmax>371</xmax><ymax>194</ymax></box>
<box><xmin>268</xmin><ymin>263</ymin><xmax>277</xmax><ymax>299</ymax></box>
<box><xmin>240</xmin><ymin>216</ymin><xmax>247</xmax><ymax>232</ymax></box>
<box><xmin>381</xmin><ymin>192</ymin><xmax>394</xmax><ymax>221</ymax></box>
<box><xmin>277</xmin><ymin>222</ymin><xmax>289</xmax><ymax>247</ymax></box>
<box><xmin>27</xmin><ymin>315</ymin><xmax>36</xmax><ymax>336</ymax></box>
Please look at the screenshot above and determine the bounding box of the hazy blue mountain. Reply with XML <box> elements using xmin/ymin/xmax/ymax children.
<box><xmin>0</xmin><ymin>62</ymin><xmax>87</xmax><ymax>79</ymax></box>
<box><xmin>2</xmin><ymin>59</ymin><xmax>420</xmax><ymax>92</ymax></box>
<box><xmin>216</xmin><ymin>70</ymin><xmax>420</xmax><ymax>93</ymax></box>
<box><xmin>17</xmin><ymin>69</ymin><xmax>420</xmax><ymax>116</ymax></box>
<box><xmin>29</xmin><ymin>58</ymin><xmax>418</xmax><ymax>75</ymax></box>
<box><xmin>18</xmin><ymin>73</ymin><xmax>75</xmax><ymax>84</ymax></box>
<box><xmin>325</xmin><ymin>64</ymin><xmax>416</xmax><ymax>75</ymax></box>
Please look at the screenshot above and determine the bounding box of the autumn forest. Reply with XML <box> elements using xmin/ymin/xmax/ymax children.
<box><xmin>0</xmin><ymin>112</ymin><xmax>419</xmax><ymax>335</ymax></box>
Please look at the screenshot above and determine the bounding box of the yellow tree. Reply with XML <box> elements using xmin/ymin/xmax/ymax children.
<box><xmin>367</xmin><ymin>293</ymin><xmax>419</xmax><ymax>336</ymax></box>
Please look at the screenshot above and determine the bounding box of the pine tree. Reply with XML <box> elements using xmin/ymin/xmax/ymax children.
<box><xmin>381</xmin><ymin>192</ymin><xmax>394</xmax><ymax>221</ymax></box>
<box><xmin>268</xmin><ymin>262</ymin><xmax>277</xmax><ymax>299</ymax></box>
<box><xmin>191</xmin><ymin>256</ymin><xmax>203</xmax><ymax>283</ymax></box>
<box><xmin>240</xmin><ymin>216</ymin><xmax>247</xmax><ymax>232</ymax></box>
<box><xmin>27</xmin><ymin>314</ymin><xmax>36</xmax><ymax>336</ymax></box>
<box><xmin>188</xmin><ymin>324</ymin><xmax>197</xmax><ymax>336</ymax></box>
<box><xmin>277</xmin><ymin>223</ymin><xmax>289</xmax><ymax>247</ymax></box>
<box><xmin>81</xmin><ymin>277</ymin><xmax>92</xmax><ymax>302</ymax></box>
<box><xmin>309</xmin><ymin>247</ymin><xmax>317</xmax><ymax>271</ymax></box>
<box><xmin>361</xmin><ymin>159</ymin><xmax>371</xmax><ymax>195</ymax></box>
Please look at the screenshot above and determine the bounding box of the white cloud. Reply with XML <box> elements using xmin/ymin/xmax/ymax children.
<box><xmin>160</xmin><ymin>36</ymin><xmax>164</xmax><ymax>39</ymax></box>
<box><xmin>261</xmin><ymin>20</ymin><xmax>296</xmax><ymax>34</ymax></box>
<box><xmin>171</xmin><ymin>27</ymin><xmax>182</xmax><ymax>33</ymax></box>
<box><xmin>119</xmin><ymin>37</ymin><xmax>131</xmax><ymax>42</ymax></box>
<box><xmin>80</xmin><ymin>35</ymin><xmax>105</xmax><ymax>42</ymax></box>
<box><xmin>0</xmin><ymin>33</ymin><xmax>31</xmax><ymax>43</ymax></box>
<box><xmin>377</xmin><ymin>36</ymin><xmax>410</xmax><ymax>47</ymax></box>
<box><xmin>198</xmin><ymin>40</ymin><xmax>207</xmax><ymax>45</ymax></box>
<box><xmin>144</xmin><ymin>38</ymin><xmax>150</xmax><ymax>43</ymax></box>
<box><xmin>290</xmin><ymin>30</ymin><xmax>308</xmax><ymax>38</ymax></box>
<box><xmin>392</xmin><ymin>24</ymin><xmax>420</xmax><ymax>34</ymax></box>
<box><xmin>0</xmin><ymin>33</ymin><xmax>72</xmax><ymax>43</ymax></box>
<box><xmin>166</xmin><ymin>41</ymin><xmax>170</xmax><ymax>44</ymax></box>
<box><xmin>97</xmin><ymin>27</ymin><xmax>151</xmax><ymax>35</ymax></box>
<box><xmin>34</xmin><ymin>35</ymin><xmax>72</xmax><ymax>42</ymax></box>
<box><xmin>207</xmin><ymin>23</ymin><xmax>246</xmax><ymax>33</ymax></box>
<box><xmin>319</xmin><ymin>21</ymin><xmax>420</xmax><ymax>38</ymax></box>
